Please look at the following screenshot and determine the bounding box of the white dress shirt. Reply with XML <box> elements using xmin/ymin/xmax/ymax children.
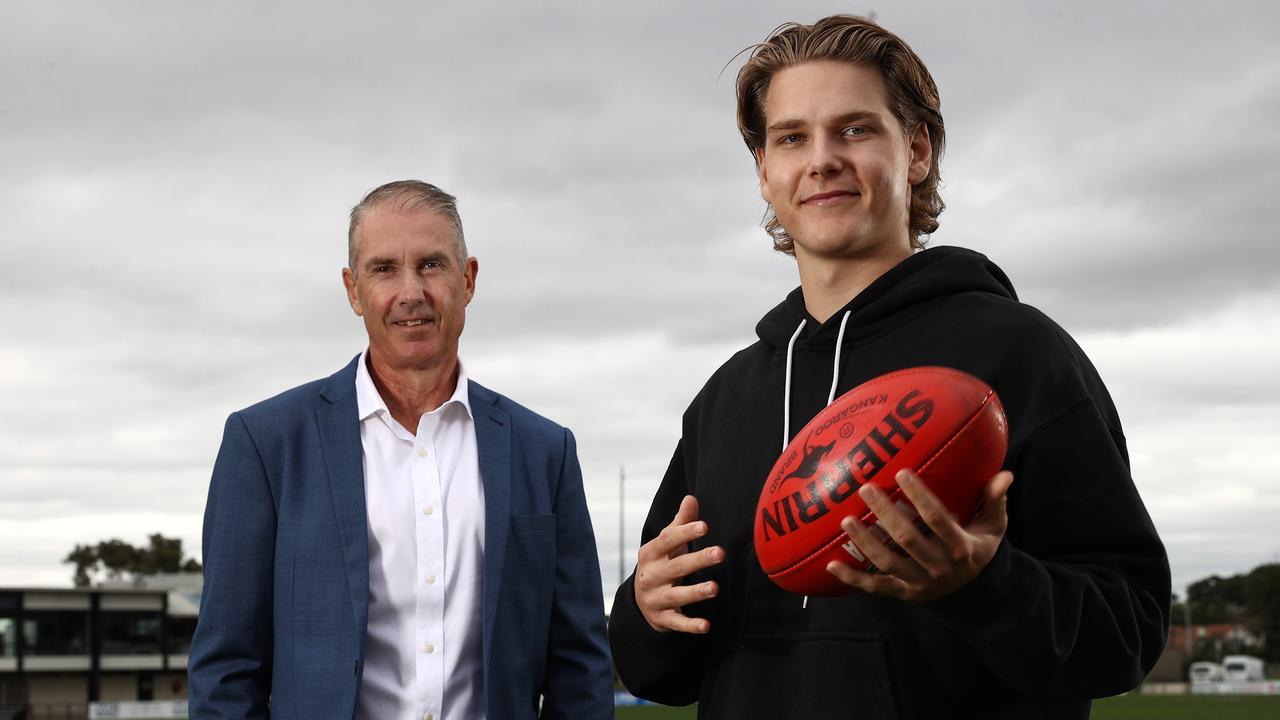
<box><xmin>355</xmin><ymin>350</ymin><xmax>486</xmax><ymax>720</ymax></box>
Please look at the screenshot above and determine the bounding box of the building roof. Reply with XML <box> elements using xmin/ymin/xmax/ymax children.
<box><xmin>2</xmin><ymin>582</ymin><xmax>202</xmax><ymax>618</ymax></box>
<box><xmin>1169</xmin><ymin>623</ymin><xmax>1263</xmax><ymax>648</ymax></box>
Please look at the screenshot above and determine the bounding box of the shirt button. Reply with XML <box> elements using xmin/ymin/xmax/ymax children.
<box><xmin>426</xmin><ymin>575</ymin><xmax>436</xmax><ymax>585</ymax></box>
<box><xmin>422</xmin><ymin>505</ymin><xmax>433</xmax><ymax>516</ymax></box>
<box><xmin>425</xmin><ymin>643</ymin><xmax>435</xmax><ymax>654</ymax></box>
<box><xmin>417</xmin><ymin>448</ymin><xmax>428</xmax><ymax>457</ymax></box>
<box><xmin>424</xmin><ymin>714</ymin><xmax>433</xmax><ymax>720</ymax></box>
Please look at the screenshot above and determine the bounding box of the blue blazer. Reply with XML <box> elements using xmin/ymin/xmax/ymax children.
<box><xmin>189</xmin><ymin>357</ymin><xmax>614</xmax><ymax>719</ymax></box>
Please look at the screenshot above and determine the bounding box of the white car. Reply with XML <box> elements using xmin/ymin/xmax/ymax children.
<box><xmin>1189</xmin><ymin>661</ymin><xmax>1224</xmax><ymax>683</ymax></box>
<box><xmin>1222</xmin><ymin>655</ymin><xmax>1265</xmax><ymax>682</ymax></box>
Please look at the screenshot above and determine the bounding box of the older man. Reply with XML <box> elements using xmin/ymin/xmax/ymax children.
<box><xmin>190</xmin><ymin>181</ymin><xmax>613</xmax><ymax>720</ymax></box>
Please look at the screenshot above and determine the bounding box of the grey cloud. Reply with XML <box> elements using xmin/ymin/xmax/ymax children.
<box><xmin>3</xmin><ymin>1</ymin><xmax>1279</xmax><ymax>597</ymax></box>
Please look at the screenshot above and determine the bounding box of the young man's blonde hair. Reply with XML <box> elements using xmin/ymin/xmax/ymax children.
<box><xmin>736</xmin><ymin>15</ymin><xmax>946</xmax><ymax>253</ymax></box>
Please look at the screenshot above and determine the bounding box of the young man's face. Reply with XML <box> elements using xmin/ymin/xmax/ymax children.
<box><xmin>756</xmin><ymin>60</ymin><xmax>931</xmax><ymax>262</ymax></box>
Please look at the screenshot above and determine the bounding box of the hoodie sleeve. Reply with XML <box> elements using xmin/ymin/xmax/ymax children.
<box><xmin>608</xmin><ymin>440</ymin><xmax>709</xmax><ymax>706</ymax></box>
<box><xmin>926</xmin><ymin>396</ymin><xmax>1171</xmax><ymax>698</ymax></box>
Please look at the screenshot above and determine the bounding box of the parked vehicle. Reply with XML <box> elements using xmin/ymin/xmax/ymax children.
<box><xmin>1221</xmin><ymin>654</ymin><xmax>1266</xmax><ymax>682</ymax></box>
<box><xmin>1189</xmin><ymin>661</ymin><xmax>1224</xmax><ymax>683</ymax></box>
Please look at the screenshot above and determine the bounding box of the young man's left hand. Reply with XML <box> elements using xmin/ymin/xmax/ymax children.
<box><xmin>826</xmin><ymin>469</ymin><xmax>1014</xmax><ymax>602</ymax></box>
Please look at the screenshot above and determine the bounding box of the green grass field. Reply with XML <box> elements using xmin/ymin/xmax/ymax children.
<box><xmin>615</xmin><ymin>694</ymin><xmax>1280</xmax><ymax>719</ymax></box>
<box><xmin>1090</xmin><ymin>694</ymin><xmax>1280</xmax><ymax>719</ymax></box>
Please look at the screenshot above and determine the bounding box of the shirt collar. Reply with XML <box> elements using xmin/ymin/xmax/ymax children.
<box><xmin>355</xmin><ymin>349</ymin><xmax>473</xmax><ymax>423</ymax></box>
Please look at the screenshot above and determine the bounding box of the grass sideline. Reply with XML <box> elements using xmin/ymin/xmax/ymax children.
<box><xmin>1091</xmin><ymin>694</ymin><xmax>1280</xmax><ymax>719</ymax></box>
<box><xmin>615</xmin><ymin>694</ymin><xmax>1280</xmax><ymax>719</ymax></box>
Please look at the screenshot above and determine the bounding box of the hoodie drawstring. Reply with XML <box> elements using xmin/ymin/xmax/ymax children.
<box><xmin>782</xmin><ymin>309</ymin><xmax>852</xmax><ymax>610</ymax></box>
<box><xmin>782</xmin><ymin>319</ymin><xmax>806</xmax><ymax>450</ymax></box>
<box><xmin>828</xmin><ymin>310</ymin><xmax>852</xmax><ymax>405</ymax></box>
<box><xmin>782</xmin><ymin>309</ymin><xmax>853</xmax><ymax>450</ymax></box>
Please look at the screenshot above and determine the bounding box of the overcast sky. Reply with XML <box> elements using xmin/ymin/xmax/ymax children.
<box><xmin>2</xmin><ymin>1</ymin><xmax>1278</xmax><ymax>606</ymax></box>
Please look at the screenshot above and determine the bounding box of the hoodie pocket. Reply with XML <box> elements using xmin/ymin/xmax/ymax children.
<box><xmin>730</xmin><ymin>543</ymin><xmax>901</xmax><ymax>719</ymax></box>
<box><xmin>727</xmin><ymin>629</ymin><xmax>899</xmax><ymax>719</ymax></box>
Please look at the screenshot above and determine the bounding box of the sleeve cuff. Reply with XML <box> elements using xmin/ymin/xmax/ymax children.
<box><xmin>609</xmin><ymin>575</ymin><xmax>705</xmax><ymax>659</ymax></box>
<box><xmin>924</xmin><ymin>537</ymin><xmax>1028</xmax><ymax>645</ymax></box>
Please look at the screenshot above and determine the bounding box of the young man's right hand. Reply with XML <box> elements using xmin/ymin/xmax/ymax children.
<box><xmin>634</xmin><ymin>494</ymin><xmax>724</xmax><ymax>634</ymax></box>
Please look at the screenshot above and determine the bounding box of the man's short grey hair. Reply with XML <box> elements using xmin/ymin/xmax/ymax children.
<box><xmin>347</xmin><ymin>180</ymin><xmax>468</xmax><ymax>273</ymax></box>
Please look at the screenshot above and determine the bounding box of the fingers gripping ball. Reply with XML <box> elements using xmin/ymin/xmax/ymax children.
<box><xmin>754</xmin><ymin>367</ymin><xmax>1008</xmax><ymax>596</ymax></box>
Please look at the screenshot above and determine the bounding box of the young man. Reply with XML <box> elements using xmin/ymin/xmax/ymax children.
<box><xmin>189</xmin><ymin>181</ymin><xmax>613</xmax><ymax>720</ymax></box>
<box><xmin>609</xmin><ymin>16</ymin><xmax>1170</xmax><ymax>719</ymax></box>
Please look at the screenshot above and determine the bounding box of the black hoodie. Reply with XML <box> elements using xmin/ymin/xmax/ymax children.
<box><xmin>609</xmin><ymin>246</ymin><xmax>1171</xmax><ymax>719</ymax></box>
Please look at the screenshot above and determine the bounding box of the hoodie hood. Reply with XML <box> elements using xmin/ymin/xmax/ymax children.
<box><xmin>756</xmin><ymin>246</ymin><xmax>1017</xmax><ymax>351</ymax></box>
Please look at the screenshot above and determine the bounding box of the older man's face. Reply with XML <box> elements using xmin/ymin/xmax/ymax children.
<box><xmin>342</xmin><ymin>205</ymin><xmax>477</xmax><ymax>373</ymax></box>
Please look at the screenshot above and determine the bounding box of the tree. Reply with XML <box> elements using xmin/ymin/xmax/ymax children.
<box><xmin>64</xmin><ymin>544</ymin><xmax>99</xmax><ymax>588</ymax></box>
<box><xmin>62</xmin><ymin>533</ymin><xmax>201</xmax><ymax>586</ymax></box>
<box><xmin>95</xmin><ymin>539</ymin><xmax>141</xmax><ymax>580</ymax></box>
<box><xmin>1181</xmin><ymin>562</ymin><xmax>1280</xmax><ymax>662</ymax></box>
<box><xmin>1243</xmin><ymin>563</ymin><xmax>1280</xmax><ymax>661</ymax></box>
<box><xmin>136</xmin><ymin>534</ymin><xmax>185</xmax><ymax>575</ymax></box>
<box><xmin>1186</xmin><ymin>573</ymin><xmax>1249</xmax><ymax>623</ymax></box>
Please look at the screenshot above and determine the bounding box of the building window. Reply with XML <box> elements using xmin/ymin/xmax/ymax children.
<box><xmin>0</xmin><ymin>617</ymin><xmax>14</xmax><ymax>657</ymax></box>
<box><xmin>22</xmin><ymin>611</ymin><xmax>90</xmax><ymax>655</ymax></box>
<box><xmin>167</xmin><ymin>616</ymin><xmax>197</xmax><ymax>655</ymax></box>
<box><xmin>101</xmin><ymin>611</ymin><xmax>162</xmax><ymax>655</ymax></box>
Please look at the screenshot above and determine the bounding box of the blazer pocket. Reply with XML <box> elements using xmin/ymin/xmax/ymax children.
<box><xmin>510</xmin><ymin>512</ymin><xmax>556</xmax><ymax>535</ymax></box>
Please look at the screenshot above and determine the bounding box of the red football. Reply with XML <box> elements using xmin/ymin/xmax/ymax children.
<box><xmin>754</xmin><ymin>366</ymin><xmax>1008</xmax><ymax>596</ymax></box>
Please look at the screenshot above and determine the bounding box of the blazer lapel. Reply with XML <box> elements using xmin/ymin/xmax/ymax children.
<box><xmin>471</xmin><ymin>380</ymin><xmax>511</xmax><ymax>675</ymax></box>
<box><xmin>317</xmin><ymin>356</ymin><xmax>370</xmax><ymax>637</ymax></box>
